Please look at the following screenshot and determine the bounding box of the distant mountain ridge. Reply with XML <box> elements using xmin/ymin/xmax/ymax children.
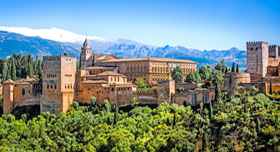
<box><xmin>0</xmin><ymin>27</ymin><xmax>247</xmax><ymax>68</ymax></box>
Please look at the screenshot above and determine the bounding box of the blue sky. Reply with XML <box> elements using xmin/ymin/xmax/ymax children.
<box><xmin>0</xmin><ymin>0</ymin><xmax>280</xmax><ymax>50</ymax></box>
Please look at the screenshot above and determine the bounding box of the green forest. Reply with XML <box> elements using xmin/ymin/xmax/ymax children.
<box><xmin>0</xmin><ymin>90</ymin><xmax>279</xmax><ymax>151</ymax></box>
<box><xmin>0</xmin><ymin>54</ymin><xmax>42</xmax><ymax>82</ymax></box>
<box><xmin>0</xmin><ymin>58</ymin><xmax>279</xmax><ymax>151</ymax></box>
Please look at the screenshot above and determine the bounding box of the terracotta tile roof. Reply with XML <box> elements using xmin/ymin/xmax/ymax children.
<box><xmin>87</xmin><ymin>54</ymin><xmax>120</xmax><ymax>61</ymax></box>
<box><xmin>86</xmin><ymin>66</ymin><xmax>117</xmax><ymax>70</ymax></box>
<box><xmin>83</xmin><ymin>80</ymin><xmax>108</xmax><ymax>84</ymax></box>
<box><xmin>98</xmin><ymin>57</ymin><xmax>196</xmax><ymax>63</ymax></box>
<box><xmin>3</xmin><ymin>79</ymin><xmax>16</xmax><ymax>84</ymax></box>
<box><xmin>97</xmin><ymin>71</ymin><xmax>126</xmax><ymax>77</ymax></box>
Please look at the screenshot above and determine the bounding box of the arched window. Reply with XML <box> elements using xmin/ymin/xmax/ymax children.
<box><xmin>22</xmin><ymin>89</ymin><xmax>25</xmax><ymax>96</ymax></box>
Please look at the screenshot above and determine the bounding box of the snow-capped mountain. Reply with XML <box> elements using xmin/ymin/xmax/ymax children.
<box><xmin>0</xmin><ymin>26</ymin><xmax>247</xmax><ymax>69</ymax></box>
<box><xmin>0</xmin><ymin>26</ymin><xmax>114</xmax><ymax>43</ymax></box>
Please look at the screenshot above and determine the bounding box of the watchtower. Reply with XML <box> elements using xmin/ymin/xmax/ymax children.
<box><xmin>246</xmin><ymin>41</ymin><xmax>269</xmax><ymax>77</ymax></box>
<box><xmin>2</xmin><ymin>79</ymin><xmax>15</xmax><ymax>114</ymax></box>
<box><xmin>41</xmin><ymin>55</ymin><xmax>76</xmax><ymax>114</ymax></box>
<box><xmin>81</xmin><ymin>38</ymin><xmax>92</xmax><ymax>67</ymax></box>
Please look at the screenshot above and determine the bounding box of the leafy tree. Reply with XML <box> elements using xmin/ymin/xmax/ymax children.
<box><xmin>211</xmin><ymin>70</ymin><xmax>224</xmax><ymax>101</ymax></box>
<box><xmin>72</xmin><ymin>101</ymin><xmax>79</xmax><ymax>110</ymax></box>
<box><xmin>104</xmin><ymin>99</ymin><xmax>111</xmax><ymax>112</ymax></box>
<box><xmin>186</xmin><ymin>72</ymin><xmax>201</xmax><ymax>83</ymax></box>
<box><xmin>186</xmin><ymin>72</ymin><xmax>195</xmax><ymax>83</ymax></box>
<box><xmin>215</xmin><ymin>59</ymin><xmax>227</xmax><ymax>73</ymax></box>
<box><xmin>171</xmin><ymin>66</ymin><xmax>183</xmax><ymax>83</ymax></box>
<box><xmin>135</xmin><ymin>77</ymin><xmax>147</xmax><ymax>88</ymax></box>
<box><xmin>194</xmin><ymin>71</ymin><xmax>201</xmax><ymax>82</ymax></box>
<box><xmin>91</xmin><ymin>96</ymin><xmax>97</xmax><ymax>106</ymax></box>
<box><xmin>176</xmin><ymin>87</ymin><xmax>184</xmax><ymax>92</ymax></box>
<box><xmin>199</xmin><ymin>66</ymin><xmax>212</xmax><ymax>81</ymax></box>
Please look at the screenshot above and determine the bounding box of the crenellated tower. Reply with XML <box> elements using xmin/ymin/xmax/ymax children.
<box><xmin>41</xmin><ymin>55</ymin><xmax>76</xmax><ymax>114</ymax></box>
<box><xmin>246</xmin><ymin>41</ymin><xmax>269</xmax><ymax>77</ymax></box>
<box><xmin>81</xmin><ymin>38</ymin><xmax>92</xmax><ymax>67</ymax></box>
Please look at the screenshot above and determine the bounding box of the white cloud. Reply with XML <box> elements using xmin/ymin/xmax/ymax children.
<box><xmin>0</xmin><ymin>26</ymin><xmax>115</xmax><ymax>43</ymax></box>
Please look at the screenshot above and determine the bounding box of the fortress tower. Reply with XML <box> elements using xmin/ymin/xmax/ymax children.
<box><xmin>81</xmin><ymin>38</ymin><xmax>92</xmax><ymax>67</ymax></box>
<box><xmin>41</xmin><ymin>55</ymin><xmax>76</xmax><ymax>114</ymax></box>
<box><xmin>2</xmin><ymin>80</ymin><xmax>15</xmax><ymax>114</ymax></box>
<box><xmin>246</xmin><ymin>41</ymin><xmax>269</xmax><ymax>77</ymax></box>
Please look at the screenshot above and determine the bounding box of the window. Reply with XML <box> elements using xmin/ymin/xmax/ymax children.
<box><xmin>22</xmin><ymin>89</ymin><xmax>25</xmax><ymax>96</ymax></box>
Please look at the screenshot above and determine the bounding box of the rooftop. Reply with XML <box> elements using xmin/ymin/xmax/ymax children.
<box><xmin>97</xmin><ymin>71</ymin><xmax>126</xmax><ymax>77</ymax></box>
<box><xmin>98</xmin><ymin>57</ymin><xmax>196</xmax><ymax>64</ymax></box>
<box><xmin>3</xmin><ymin>79</ymin><xmax>16</xmax><ymax>84</ymax></box>
<box><xmin>86</xmin><ymin>66</ymin><xmax>117</xmax><ymax>70</ymax></box>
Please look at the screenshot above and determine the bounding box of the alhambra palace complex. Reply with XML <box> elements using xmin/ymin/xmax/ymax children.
<box><xmin>2</xmin><ymin>40</ymin><xmax>280</xmax><ymax>114</ymax></box>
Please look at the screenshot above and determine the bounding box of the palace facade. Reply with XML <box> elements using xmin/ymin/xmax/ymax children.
<box><xmin>2</xmin><ymin>39</ymin><xmax>214</xmax><ymax>115</ymax></box>
<box><xmin>81</xmin><ymin>39</ymin><xmax>197</xmax><ymax>85</ymax></box>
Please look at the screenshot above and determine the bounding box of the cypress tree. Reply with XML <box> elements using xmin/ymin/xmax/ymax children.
<box><xmin>34</xmin><ymin>55</ymin><xmax>39</xmax><ymax>75</ymax></box>
<box><xmin>7</xmin><ymin>61</ymin><xmax>11</xmax><ymax>80</ymax></box>
<box><xmin>2</xmin><ymin>61</ymin><xmax>7</xmax><ymax>82</ymax></box>
<box><xmin>173</xmin><ymin>112</ymin><xmax>177</xmax><ymax>126</ymax></box>
<box><xmin>269</xmin><ymin>82</ymin><xmax>272</xmax><ymax>94</ymax></box>
<box><xmin>92</xmin><ymin>54</ymin><xmax>95</xmax><ymax>66</ymax></box>
<box><xmin>11</xmin><ymin>58</ymin><xmax>16</xmax><ymax>80</ymax></box>
<box><xmin>236</xmin><ymin>64</ymin><xmax>239</xmax><ymax>73</ymax></box>
<box><xmin>231</xmin><ymin>62</ymin><xmax>235</xmax><ymax>72</ymax></box>
<box><xmin>114</xmin><ymin>103</ymin><xmax>119</xmax><ymax>125</ymax></box>
<box><xmin>29</xmin><ymin>62</ymin><xmax>34</xmax><ymax>78</ymax></box>
<box><xmin>209</xmin><ymin>100</ymin><xmax>213</xmax><ymax>120</ymax></box>
<box><xmin>79</xmin><ymin>53</ymin><xmax>82</xmax><ymax>70</ymax></box>
<box><xmin>38</xmin><ymin>60</ymin><xmax>42</xmax><ymax>80</ymax></box>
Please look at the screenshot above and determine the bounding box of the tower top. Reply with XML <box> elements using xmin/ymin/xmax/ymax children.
<box><xmin>82</xmin><ymin>38</ymin><xmax>91</xmax><ymax>49</ymax></box>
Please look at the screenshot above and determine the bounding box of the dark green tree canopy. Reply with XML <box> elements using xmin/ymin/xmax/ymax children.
<box><xmin>171</xmin><ymin>66</ymin><xmax>183</xmax><ymax>83</ymax></box>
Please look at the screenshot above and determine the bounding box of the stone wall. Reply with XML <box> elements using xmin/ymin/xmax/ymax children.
<box><xmin>224</xmin><ymin>72</ymin><xmax>251</xmax><ymax>96</ymax></box>
<box><xmin>172</xmin><ymin>88</ymin><xmax>215</xmax><ymax>106</ymax></box>
<box><xmin>239</xmin><ymin>82</ymin><xmax>266</xmax><ymax>94</ymax></box>
<box><xmin>175</xmin><ymin>83</ymin><xmax>197</xmax><ymax>91</ymax></box>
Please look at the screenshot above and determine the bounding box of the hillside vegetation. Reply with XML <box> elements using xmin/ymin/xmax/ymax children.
<box><xmin>0</xmin><ymin>90</ymin><xmax>279</xmax><ymax>152</ymax></box>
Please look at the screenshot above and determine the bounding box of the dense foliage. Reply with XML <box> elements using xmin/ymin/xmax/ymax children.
<box><xmin>171</xmin><ymin>66</ymin><xmax>183</xmax><ymax>83</ymax></box>
<box><xmin>0</xmin><ymin>54</ymin><xmax>42</xmax><ymax>82</ymax></box>
<box><xmin>135</xmin><ymin>77</ymin><xmax>148</xmax><ymax>88</ymax></box>
<box><xmin>0</xmin><ymin>89</ymin><xmax>279</xmax><ymax>151</ymax></box>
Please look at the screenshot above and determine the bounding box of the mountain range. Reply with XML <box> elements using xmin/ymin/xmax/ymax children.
<box><xmin>0</xmin><ymin>26</ymin><xmax>247</xmax><ymax>68</ymax></box>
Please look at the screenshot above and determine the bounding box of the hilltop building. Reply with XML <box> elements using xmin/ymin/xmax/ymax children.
<box><xmin>224</xmin><ymin>41</ymin><xmax>280</xmax><ymax>95</ymax></box>
<box><xmin>80</xmin><ymin>40</ymin><xmax>197</xmax><ymax>85</ymax></box>
<box><xmin>2</xmin><ymin>39</ymin><xmax>214</xmax><ymax>115</ymax></box>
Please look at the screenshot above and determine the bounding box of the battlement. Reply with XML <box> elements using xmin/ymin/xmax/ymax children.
<box><xmin>247</xmin><ymin>41</ymin><xmax>268</xmax><ymax>47</ymax></box>
<box><xmin>269</xmin><ymin>45</ymin><xmax>278</xmax><ymax>49</ymax></box>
